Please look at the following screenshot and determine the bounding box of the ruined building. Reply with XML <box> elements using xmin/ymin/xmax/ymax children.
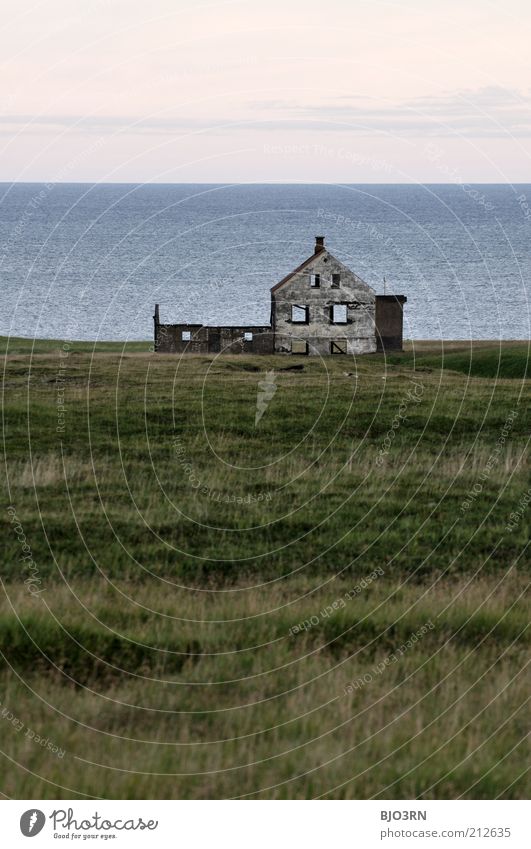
<box><xmin>154</xmin><ymin>236</ymin><xmax>406</xmax><ymax>355</ymax></box>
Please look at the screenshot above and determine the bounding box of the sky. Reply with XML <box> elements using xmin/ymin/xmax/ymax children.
<box><xmin>1</xmin><ymin>0</ymin><xmax>530</xmax><ymax>182</ymax></box>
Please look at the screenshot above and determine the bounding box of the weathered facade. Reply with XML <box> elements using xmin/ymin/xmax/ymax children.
<box><xmin>154</xmin><ymin>237</ymin><xmax>406</xmax><ymax>355</ymax></box>
<box><xmin>272</xmin><ymin>236</ymin><xmax>377</xmax><ymax>355</ymax></box>
<box><xmin>154</xmin><ymin>320</ymin><xmax>274</xmax><ymax>355</ymax></box>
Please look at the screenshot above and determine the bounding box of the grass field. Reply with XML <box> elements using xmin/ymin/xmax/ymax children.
<box><xmin>1</xmin><ymin>337</ymin><xmax>529</xmax><ymax>799</ymax></box>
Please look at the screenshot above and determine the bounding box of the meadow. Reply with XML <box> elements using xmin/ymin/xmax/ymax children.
<box><xmin>1</xmin><ymin>338</ymin><xmax>529</xmax><ymax>799</ymax></box>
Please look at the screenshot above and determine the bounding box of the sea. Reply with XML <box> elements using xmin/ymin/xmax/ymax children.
<box><xmin>0</xmin><ymin>183</ymin><xmax>530</xmax><ymax>341</ymax></box>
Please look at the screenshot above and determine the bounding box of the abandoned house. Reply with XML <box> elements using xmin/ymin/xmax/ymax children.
<box><xmin>154</xmin><ymin>236</ymin><xmax>406</xmax><ymax>355</ymax></box>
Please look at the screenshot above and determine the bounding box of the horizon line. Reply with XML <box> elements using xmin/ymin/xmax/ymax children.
<box><xmin>1</xmin><ymin>180</ymin><xmax>530</xmax><ymax>187</ymax></box>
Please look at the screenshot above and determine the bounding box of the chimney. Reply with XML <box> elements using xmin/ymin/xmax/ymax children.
<box><xmin>315</xmin><ymin>235</ymin><xmax>325</xmax><ymax>254</ymax></box>
<box><xmin>154</xmin><ymin>303</ymin><xmax>160</xmax><ymax>324</ymax></box>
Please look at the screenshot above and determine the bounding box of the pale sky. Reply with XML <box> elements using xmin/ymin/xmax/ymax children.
<box><xmin>1</xmin><ymin>0</ymin><xmax>530</xmax><ymax>182</ymax></box>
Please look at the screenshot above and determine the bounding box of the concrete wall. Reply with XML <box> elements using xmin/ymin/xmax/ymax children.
<box><xmin>375</xmin><ymin>296</ymin><xmax>407</xmax><ymax>351</ymax></box>
<box><xmin>272</xmin><ymin>248</ymin><xmax>377</xmax><ymax>355</ymax></box>
<box><xmin>155</xmin><ymin>323</ymin><xmax>274</xmax><ymax>354</ymax></box>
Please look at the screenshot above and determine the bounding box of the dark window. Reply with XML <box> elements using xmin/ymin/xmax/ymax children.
<box><xmin>291</xmin><ymin>304</ymin><xmax>309</xmax><ymax>323</ymax></box>
<box><xmin>331</xmin><ymin>340</ymin><xmax>347</xmax><ymax>354</ymax></box>
<box><xmin>310</xmin><ymin>273</ymin><xmax>320</xmax><ymax>288</ymax></box>
<box><xmin>330</xmin><ymin>304</ymin><xmax>347</xmax><ymax>324</ymax></box>
<box><xmin>331</xmin><ymin>273</ymin><xmax>341</xmax><ymax>288</ymax></box>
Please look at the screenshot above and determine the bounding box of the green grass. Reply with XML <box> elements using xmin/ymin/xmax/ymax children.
<box><xmin>385</xmin><ymin>340</ymin><xmax>530</xmax><ymax>379</ymax></box>
<box><xmin>1</xmin><ymin>339</ymin><xmax>529</xmax><ymax>799</ymax></box>
<box><xmin>0</xmin><ymin>335</ymin><xmax>151</xmax><ymax>355</ymax></box>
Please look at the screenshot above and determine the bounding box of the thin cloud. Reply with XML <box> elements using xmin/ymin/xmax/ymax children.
<box><xmin>253</xmin><ymin>87</ymin><xmax>531</xmax><ymax>137</ymax></box>
<box><xmin>1</xmin><ymin>87</ymin><xmax>530</xmax><ymax>137</ymax></box>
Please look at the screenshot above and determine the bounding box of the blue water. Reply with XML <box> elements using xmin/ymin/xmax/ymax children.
<box><xmin>0</xmin><ymin>183</ymin><xmax>530</xmax><ymax>341</ymax></box>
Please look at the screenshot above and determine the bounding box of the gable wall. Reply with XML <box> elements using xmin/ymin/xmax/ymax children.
<box><xmin>272</xmin><ymin>250</ymin><xmax>377</xmax><ymax>355</ymax></box>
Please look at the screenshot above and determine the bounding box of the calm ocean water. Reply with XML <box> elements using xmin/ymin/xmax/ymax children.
<box><xmin>0</xmin><ymin>183</ymin><xmax>530</xmax><ymax>341</ymax></box>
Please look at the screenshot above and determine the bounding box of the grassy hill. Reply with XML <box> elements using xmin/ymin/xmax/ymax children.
<box><xmin>1</xmin><ymin>338</ymin><xmax>529</xmax><ymax>799</ymax></box>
